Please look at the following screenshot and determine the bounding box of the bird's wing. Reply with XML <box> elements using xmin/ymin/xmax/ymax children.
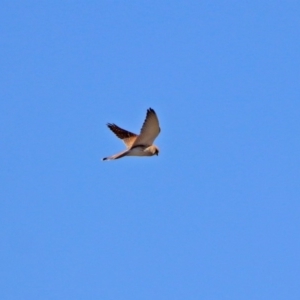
<box><xmin>107</xmin><ymin>123</ymin><xmax>138</xmax><ymax>149</ymax></box>
<box><xmin>131</xmin><ymin>108</ymin><xmax>160</xmax><ymax>147</ymax></box>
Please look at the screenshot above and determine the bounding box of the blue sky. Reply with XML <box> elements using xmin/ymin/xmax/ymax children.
<box><xmin>1</xmin><ymin>1</ymin><xmax>300</xmax><ymax>299</ymax></box>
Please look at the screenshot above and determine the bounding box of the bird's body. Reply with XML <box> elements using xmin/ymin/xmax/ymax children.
<box><xmin>102</xmin><ymin>108</ymin><xmax>160</xmax><ymax>161</ymax></box>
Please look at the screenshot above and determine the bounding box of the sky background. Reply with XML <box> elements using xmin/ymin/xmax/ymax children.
<box><xmin>1</xmin><ymin>1</ymin><xmax>300</xmax><ymax>299</ymax></box>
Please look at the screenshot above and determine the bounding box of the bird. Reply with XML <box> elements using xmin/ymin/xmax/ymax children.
<box><xmin>102</xmin><ymin>108</ymin><xmax>160</xmax><ymax>161</ymax></box>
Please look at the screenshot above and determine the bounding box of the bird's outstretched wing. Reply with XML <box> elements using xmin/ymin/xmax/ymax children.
<box><xmin>107</xmin><ymin>123</ymin><xmax>137</xmax><ymax>149</ymax></box>
<box><xmin>132</xmin><ymin>108</ymin><xmax>160</xmax><ymax>147</ymax></box>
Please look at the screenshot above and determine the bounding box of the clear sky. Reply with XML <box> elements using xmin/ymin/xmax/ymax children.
<box><xmin>1</xmin><ymin>1</ymin><xmax>300</xmax><ymax>299</ymax></box>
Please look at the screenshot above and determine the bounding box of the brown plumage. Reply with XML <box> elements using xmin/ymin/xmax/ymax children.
<box><xmin>106</xmin><ymin>124</ymin><xmax>137</xmax><ymax>149</ymax></box>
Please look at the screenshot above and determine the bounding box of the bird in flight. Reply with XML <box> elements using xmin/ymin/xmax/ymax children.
<box><xmin>103</xmin><ymin>108</ymin><xmax>160</xmax><ymax>161</ymax></box>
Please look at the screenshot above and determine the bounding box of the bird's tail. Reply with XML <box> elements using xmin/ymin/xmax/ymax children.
<box><xmin>102</xmin><ymin>150</ymin><xmax>129</xmax><ymax>161</ymax></box>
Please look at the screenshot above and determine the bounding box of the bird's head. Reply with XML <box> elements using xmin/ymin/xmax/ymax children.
<box><xmin>147</xmin><ymin>145</ymin><xmax>160</xmax><ymax>156</ymax></box>
<box><xmin>153</xmin><ymin>145</ymin><xmax>159</xmax><ymax>156</ymax></box>
<box><xmin>145</xmin><ymin>145</ymin><xmax>159</xmax><ymax>156</ymax></box>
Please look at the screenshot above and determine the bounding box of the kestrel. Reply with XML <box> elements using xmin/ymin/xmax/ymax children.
<box><xmin>102</xmin><ymin>108</ymin><xmax>160</xmax><ymax>161</ymax></box>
